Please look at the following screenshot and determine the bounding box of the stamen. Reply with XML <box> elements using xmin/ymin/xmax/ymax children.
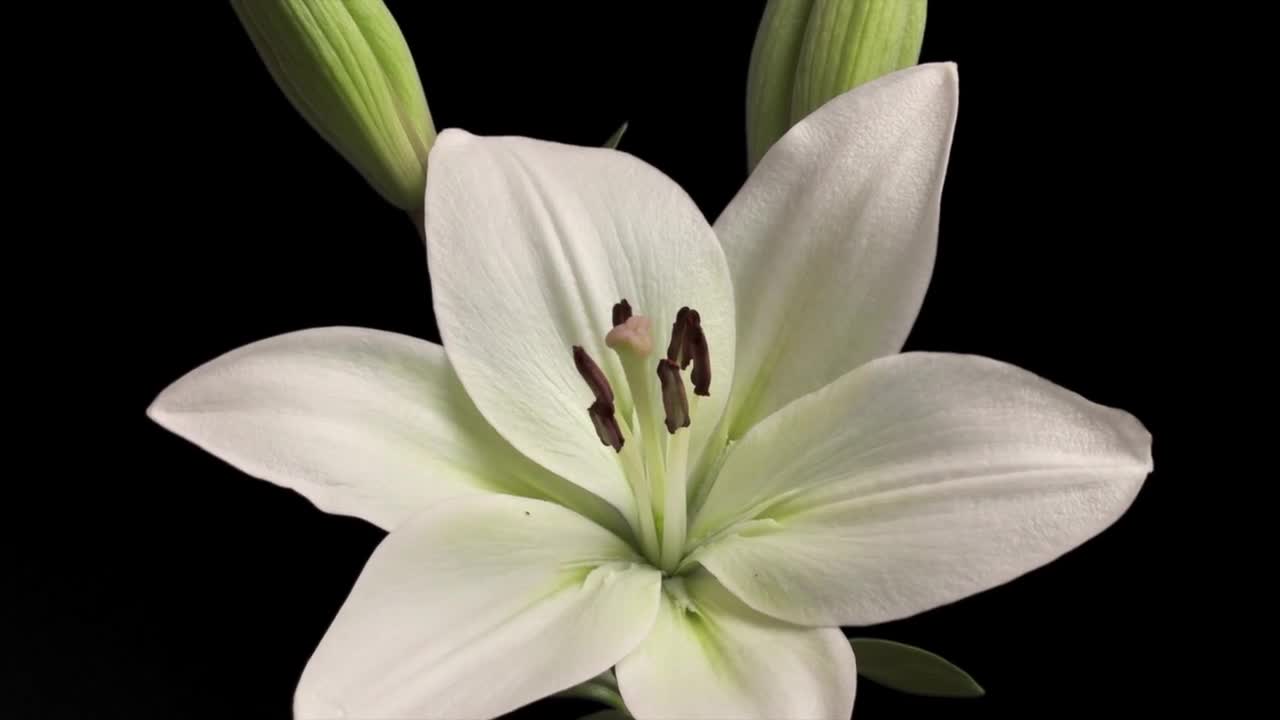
<box><xmin>583</xmin><ymin>300</ymin><xmax>715</xmax><ymax>570</ymax></box>
<box><xmin>666</xmin><ymin>307</ymin><xmax>691</xmax><ymax>367</ymax></box>
<box><xmin>612</xmin><ymin>299</ymin><xmax>633</xmax><ymax>327</ymax></box>
<box><xmin>655</xmin><ymin>359</ymin><xmax>691</xmax><ymax>434</ymax></box>
<box><xmin>681</xmin><ymin>309</ymin><xmax>701</xmax><ymax>371</ymax></box>
<box><xmin>689</xmin><ymin>321</ymin><xmax>711</xmax><ymax>396</ymax></box>
<box><xmin>588</xmin><ymin>400</ymin><xmax>625</xmax><ymax>452</ymax></box>
<box><xmin>606</xmin><ymin>315</ymin><xmax>654</xmax><ymax>357</ymax></box>
<box><xmin>573</xmin><ymin>346</ymin><xmax>615</xmax><ymax>405</ymax></box>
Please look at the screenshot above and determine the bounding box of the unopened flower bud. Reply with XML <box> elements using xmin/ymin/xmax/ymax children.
<box><xmin>747</xmin><ymin>0</ymin><xmax>926</xmax><ymax>168</ymax></box>
<box><xmin>231</xmin><ymin>0</ymin><xmax>436</xmax><ymax>210</ymax></box>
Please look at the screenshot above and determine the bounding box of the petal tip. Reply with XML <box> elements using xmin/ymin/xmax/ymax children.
<box><xmin>907</xmin><ymin>61</ymin><xmax>959</xmax><ymax>96</ymax></box>
<box><xmin>1091</xmin><ymin>398</ymin><xmax>1154</xmax><ymax>477</ymax></box>
<box><xmin>144</xmin><ymin>383</ymin><xmax>179</xmax><ymax>429</ymax></box>
<box><xmin>1122</xmin><ymin>411</ymin><xmax>1155</xmax><ymax>474</ymax></box>
<box><xmin>939</xmin><ymin>62</ymin><xmax>960</xmax><ymax>92</ymax></box>
<box><xmin>434</xmin><ymin>127</ymin><xmax>477</xmax><ymax>147</ymax></box>
<box><xmin>930</xmin><ymin>60</ymin><xmax>959</xmax><ymax>79</ymax></box>
<box><xmin>293</xmin><ymin>686</ymin><xmax>346</xmax><ymax>720</ymax></box>
<box><xmin>428</xmin><ymin>128</ymin><xmax>480</xmax><ymax>167</ymax></box>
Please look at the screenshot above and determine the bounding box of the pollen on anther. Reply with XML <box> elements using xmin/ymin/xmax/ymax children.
<box><xmin>588</xmin><ymin>400</ymin><xmax>625</xmax><ymax>452</ymax></box>
<box><xmin>667</xmin><ymin>307</ymin><xmax>691</xmax><ymax>367</ymax></box>
<box><xmin>612</xmin><ymin>299</ymin><xmax>633</xmax><ymax>327</ymax></box>
<box><xmin>685</xmin><ymin>310</ymin><xmax>705</xmax><ymax>368</ymax></box>
<box><xmin>689</xmin><ymin>325</ymin><xmax>711</xmax><ymax>397</ymax></box>
<box><xmin>573</xmin><ymin>346</ymin><xmax>615</xmax><ymax>405</ymax></box>
<box><xmin>656</xmin><ymin>358</ymin><xmax>691</xmax><ymax>433</ymax></box>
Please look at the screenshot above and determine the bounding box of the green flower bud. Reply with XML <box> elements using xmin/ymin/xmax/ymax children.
<box><xmin>231</xmin><ymin>0</ymin><xmax>436</xmax><ymax>211</ymax></box>
<box><xmin>746</xmin><ymin>0</ymin><xmax>926</xmax><ymax>169</ymax></box>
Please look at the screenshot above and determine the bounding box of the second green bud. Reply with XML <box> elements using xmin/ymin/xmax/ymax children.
<box><xmin>747</xmin><ymin>0</ymin><xmax>927</xmax><ymax>169</ymax></box>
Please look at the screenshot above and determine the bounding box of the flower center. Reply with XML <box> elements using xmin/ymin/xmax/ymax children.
<box><xmin>573</xmin><ymin>299</ymin><xmax>712</xmax><ymax>573</ymax></box>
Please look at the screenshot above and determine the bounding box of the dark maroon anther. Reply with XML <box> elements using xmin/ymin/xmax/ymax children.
<box><xmin>573</xmin><ymin>346</ymin><xmax>614</xmax><ymax>405</ymax></box>
<box><xmin>689</xmin><ymin>324</ymin><xmax>711</xmax><ymax>397</ymax></box>
<box><xmin>588</xmin><ymin>400</ymin><xmax>625</xmax><ymax>452</ymax></box>
<box><xmin>656</xmin><ymin>359</ymin><xmax>691</xmax><ymax>434</ymax></box>
<box><xmin>666</xmin><ymin>307</ymin><xmax>691</xmax><ymax>366</ymax></box>
<box><xmin>682</xmin><ymin>310</ymin><xmax>702</xmax><ymax>371</ymax></box>
<box><xmin>613</xmin><ymin>299</ymin><xmax>633</xmax><ymax>327</ymax></box>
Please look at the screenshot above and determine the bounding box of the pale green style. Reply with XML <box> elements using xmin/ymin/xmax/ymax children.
<box><xmin>231</xmin><ymin>0</ymin><xmax>435</xmax><ymax>210</ymax></box>
<box><xmin>748</xmin><ymin>0</ymin><xmax>927</xmax><ymax>168</ymax></box>
<box><xmin>149</xmin><ymin>64</ymin><xmax>1152</xmax><ymax>719</ymax></box>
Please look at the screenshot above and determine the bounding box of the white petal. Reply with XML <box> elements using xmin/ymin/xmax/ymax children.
<box><xmin>714</xmin><ymin>63</ymin><xmax>958</xmax><ymax>440</ymax></box>
<box><xmin>425</xmin><ymin>130</ymin><xmax>735</xmax><ymax>513</ymax></box>
<box><xmin>690</xmin><ymin>352</ymin><xmax>1153</xmax><ymax>627</ymax></box>
<box><xmin>148</xmin><ymin>327</ymin><xmax>623</xmax><ymax>533</ymax></box>
<box><xmin>295</xmin><ymin>494</ymin><xmax>662</xmax><ymax>719</ymax></box>
<box><xmin>616</xmin><ymin>570</ymin><xmax>855</xmax><ymax>720</ymax></box>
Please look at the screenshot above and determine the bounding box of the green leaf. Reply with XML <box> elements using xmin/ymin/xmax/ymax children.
<box><xmin>552</xmin><ymin>676</ymin><xmax>627</xmax><ymax>707</ymax></box>
<box><xmin>578</xmin><ymin>711</ymin><xmax>632</xmax><ymax>720</ymax></box>
<box><xmin>850</xmin><ymin>638</ymin><xmax>985</xmax><ymax>698</ymax></box>
<box><xmin>604</xmin><ymin>122</ymin><xmax>629</xmax><ymax>149</ymax></box>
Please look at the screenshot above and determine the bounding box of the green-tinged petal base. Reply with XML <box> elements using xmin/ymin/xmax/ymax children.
<box><xmin>295</xmin><ymin>494</ymin><xmax>661</xmax><ymax>719</ymax></box>
<box><xmin>616</xmin><ymin>571</ymin><xmax>854</xmax><ymax>719</ymax></box>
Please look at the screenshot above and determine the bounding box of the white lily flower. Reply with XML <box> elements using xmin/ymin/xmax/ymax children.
<box><xmin>148</xmin><ymin>63</ymin><xmax>1152</xmax><ymax>719</ymax></box>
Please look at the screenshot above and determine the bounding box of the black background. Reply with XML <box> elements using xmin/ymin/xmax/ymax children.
<box><xmin>23</xmin><ymin>2</ymin><xmax>1195</xmax><ymax>718</ymax></box>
